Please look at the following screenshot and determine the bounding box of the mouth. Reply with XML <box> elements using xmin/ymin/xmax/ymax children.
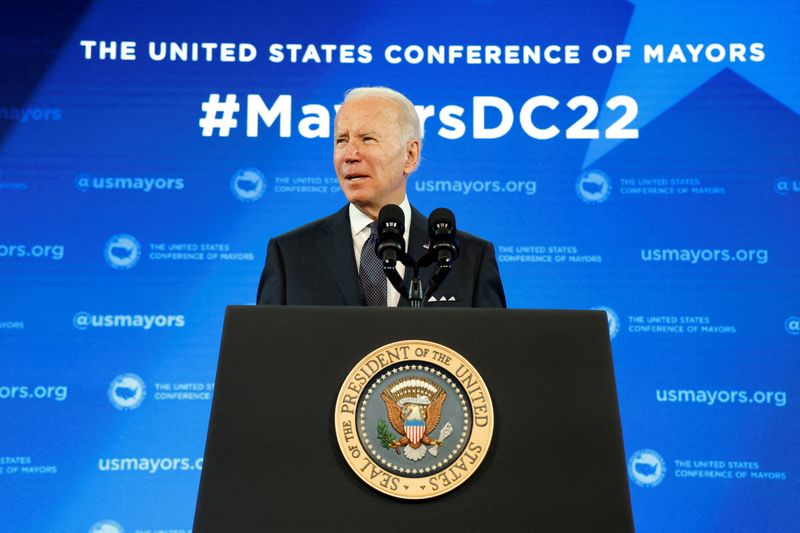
<box><xmin>344</xmin><ymin>174</ymin><xmax>369</xmax><ymax>182</ymax></box>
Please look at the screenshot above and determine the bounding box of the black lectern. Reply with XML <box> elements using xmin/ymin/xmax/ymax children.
<box><xmin>194</xmin><ymin>306</ymin><xmax>633</xmax><ymax>531</ymax></box>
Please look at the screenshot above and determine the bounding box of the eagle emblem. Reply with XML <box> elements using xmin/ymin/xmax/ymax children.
<box><xmin>379</xmin><ymin>377</ymin><xmax>453</xmax><ymax>461</ymax></box>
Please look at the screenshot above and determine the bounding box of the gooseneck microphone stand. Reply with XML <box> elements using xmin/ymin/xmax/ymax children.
<box><xmin>380</xmin><ymin>254</ymin><xmax>425</xmax><ymax>307</ymax></box>
<box><xmin>378</xmin><ymin>235</ymin><xmax>457</xmax><ymax>308</ymax></box>
<box><xmin>379</xmin><ymin>249</ymin><xmax>422</xmax><ymax>307</ymax></box>
<box><xmin>375</xmin><ymin>205</ymin><xmax>459</xmax><ymax>308</ymax></box>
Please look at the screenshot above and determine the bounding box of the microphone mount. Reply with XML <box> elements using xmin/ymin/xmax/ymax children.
<box><xmin>374</xmin><ymin>205</ymin><xmax>459</xmax><ymax>308</ymax></box>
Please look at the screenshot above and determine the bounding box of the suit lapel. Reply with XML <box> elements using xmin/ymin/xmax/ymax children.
<box><xmin>399</xmin><ymin>207</ymin><xmax>430</xmax><ymax>307</ymax></box>
<box><xmin>316</xmin><ymin>205</ymin><xmax>363</xmax><ymax>306</ymax></box>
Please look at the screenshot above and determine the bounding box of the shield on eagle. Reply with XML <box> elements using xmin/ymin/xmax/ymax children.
<box><xmin>404</xmin><ymin>419</ymin><xmax>425</xmax><ymax>445</ymax></box>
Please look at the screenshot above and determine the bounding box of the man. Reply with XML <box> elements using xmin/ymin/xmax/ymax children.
<box><xmin>256</xmin><ymin>87</ymin><xmax>505</xmax><ymax>307</ymax></box>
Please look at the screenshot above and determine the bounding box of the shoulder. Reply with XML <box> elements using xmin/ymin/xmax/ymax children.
<box><xmin>271</xmin><ymin>205</ymin><xmax>349</xmax><ymax>244</ymax></box>
<box><xmin>457</xmin><ymin>228</ymin><xmax>491</xmax><ymax>248</ymax></box>
<box><xmin>408</xmin><ymin>205</ymin><xmax>493</xmax><ymax>254</ymax></box>
<box><xmin>455</xmin><ymin>229</ymin><xmax>495</xmax><ymax>266</ymax></box>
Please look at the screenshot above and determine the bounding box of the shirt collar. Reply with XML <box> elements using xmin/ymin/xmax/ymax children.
<box><xmin>349</xmin><ymin>197</ymin><xmax>411</xmax><ymax>237</ymax></box>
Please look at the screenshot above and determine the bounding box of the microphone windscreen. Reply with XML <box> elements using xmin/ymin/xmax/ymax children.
<box><xmin>378</xmin><ymin>204</ymin><xmax>405</xmax><ymax>235</ymax></box>
<box><xmin>428</xmin><ymin>207</ymin><xmax>456</xmax><ymax>237</ymax></box>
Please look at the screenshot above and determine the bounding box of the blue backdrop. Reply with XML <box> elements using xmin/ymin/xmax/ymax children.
<box><xmin>1</xmin><ymin>1</ymin><xmax>798</xmax><ymax>531</ymax></box>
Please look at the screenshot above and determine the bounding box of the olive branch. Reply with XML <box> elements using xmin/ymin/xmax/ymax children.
<box><xmin>377</xmin><ymin>419</ymin><xmax>397</xmax><ymax>449</ymax></box>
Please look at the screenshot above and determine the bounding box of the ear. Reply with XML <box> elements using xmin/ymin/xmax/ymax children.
<box><xmin>403</xmin><ymin>139</ymin><xmax>421</xmax><ymax>175</ymax></box>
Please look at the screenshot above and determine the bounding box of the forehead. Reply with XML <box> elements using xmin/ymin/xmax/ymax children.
<box><xmin>334</xmin><ymin>97</ymin><xmax>401</xmax><ymax>135</ymax></box>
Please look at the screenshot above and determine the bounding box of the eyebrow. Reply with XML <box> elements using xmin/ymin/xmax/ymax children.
<box><xmin>334</xmin><ymin>130</ymin><xmax>379</xmax><ymax>139</ymax></box>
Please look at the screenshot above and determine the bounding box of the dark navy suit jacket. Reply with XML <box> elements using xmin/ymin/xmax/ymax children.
<box><xmin>256</xmin><ymin>205</ymin><xmax>506</xmax><ymax>307</ymax></box>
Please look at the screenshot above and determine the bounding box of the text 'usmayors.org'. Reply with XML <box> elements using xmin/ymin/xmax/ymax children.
<box><xmin>641</xmin><ymin>248</ymin><xmax>768</xmax><ymax>265</ymax></box>
<box><xmin>98</xmin><ymin>457</ymin><xmax>203</xmax><ymax>474</ymax></box>
<box><xmin>414</xmin><ymin>179</ymin><xmax>536</xmax><ymax>195</ymax></box>
<box><xmin>0</xmin><ymin>385</ymin><xmax>68</xmax><ymax>401</ymax></box>
<box><xmin>656</xmin><ymin>389</ymin><xmax>787</xmax><ymax>407</ymax></box>
<box><xmin>0</xmin><ymin>244</ymin><xmax>64</xmax><ymax>260</ymax></box>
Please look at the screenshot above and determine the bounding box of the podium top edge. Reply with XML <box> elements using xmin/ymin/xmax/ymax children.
<box><xmin>224</xmin><ymin>305</ymin><xmax>606</xmax><ymax>316</ymax></box>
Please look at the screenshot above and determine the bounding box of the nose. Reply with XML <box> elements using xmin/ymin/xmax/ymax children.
<box><xmin>344</xmin><ymin>143</ymin><xmax>360</xmax><ymax>163</ymax></box>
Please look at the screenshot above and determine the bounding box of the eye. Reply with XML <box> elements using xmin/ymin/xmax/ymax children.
<box><xmin>335</xmin><ymin>138</ymin><xmax>347</xmax><ymax>146</ymax></box>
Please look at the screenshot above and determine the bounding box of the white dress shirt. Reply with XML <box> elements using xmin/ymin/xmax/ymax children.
<box><xmin>349</xmin><ymin>198</ymin><xmax>411</xmax><ymax>307</ymax></box>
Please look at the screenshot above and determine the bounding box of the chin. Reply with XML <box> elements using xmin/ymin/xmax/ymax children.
<box><xmin>343</xmin><ymin>188</ymin><xmax>373</xmax><ymax>207</ymax></box>
<box><xmin>349</xmin><ymin>198</ymin><xmax>381</xmax><ymax>217</ymax></box>
<box><xmin>351</xmin><ymin>199</ymin><xmax>377</xmax><ymax>212</ymax></box>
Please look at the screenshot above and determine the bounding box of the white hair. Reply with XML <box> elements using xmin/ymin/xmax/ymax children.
<box><xmin>341</xmin><ymin>86</ymin><xmax>422</xmax><ymax>145</ymax></box>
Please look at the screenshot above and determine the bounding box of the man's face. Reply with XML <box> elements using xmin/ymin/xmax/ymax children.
<box><xmin>333</xmin><ymin>97</ymin><xmax>419</xmax><ymax>219</ymax></box>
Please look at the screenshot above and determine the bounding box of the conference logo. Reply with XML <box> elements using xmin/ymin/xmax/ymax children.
<box><xmin>230</xmin><ymin>167</ymin><xmax>266</xmax><ymax>202</ymax></box>
<box><xmin>108</xmin><ymin>374</ymin><xmax>146</xmax><ymax>410</ymax></box>
<box><xmin>628</xmin><ymin>449</ymin><xmax>666</xmax><ymax>488</ymax></box>
<box><xmin>576</xmin><ymin>169</ymin><xmax>611</xmax><ymax>203</ymax></box>
<box><xmin>89</xmin><ymin>520</ymin><xmax>124</xmax><ymax>533</ymax></box>
<box><xmin>104</xmin><ymin>234</ymin><xmax>141</xmax><ymax>270</ymax></box>
<box><xmin>592</xmin><ymin>306</ymin><xmax>620</xmax><ymax>340</ymax></box>
<box><xmin>335</xmin><ymin>340</ymin><xmax>493</xmax><ymax>499</ymax></box>
<box><xmin>786</xmin><ymin>316</ymin><xmax>800</xmax><ymax>336</ymax></box>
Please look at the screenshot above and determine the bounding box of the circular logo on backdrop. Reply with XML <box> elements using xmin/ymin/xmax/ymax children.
<box><xmin>785</xmin><ymin>316</ymin><xmax>800</xmax><ymax>335</ymax></box>
<box><xmin>628</xmin><ymin>449</ymin><xmax>666</xmax><ymax>487</ymax></box>
<box><xmin>335</xmin><ymin>340</ymin><xmax>493</xmax><ymax>499</ymax></box>
<box><xmin>104</xmin><ymin>234</ymin><xmax>141</xmax><ymax>270</ymax></box>
<box><xmin>108</xmin><ymin>374</ymin><xmax>146</xmax><ymax>410</ymax></box>
<box><xmin>230</xmin><ymin>167</ymin><xmax>266</xmax><ymax>202</ymax></box>
<box><xmin>89</xmin><ymin>520</ymin><xmax>124</xmax><ymax>533</ymax></box>
<box><xmin>592</xmin><ymin>306</ymin><xmax>620</xmax><ymax>340</ymax></box>
<box><xmin>576</xmin><ymin>169</ymin><xmax>611</xmax><ymax>203</ymax></box>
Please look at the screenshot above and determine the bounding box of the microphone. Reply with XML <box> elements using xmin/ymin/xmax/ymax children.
<box><xmin>427</xmin><ymin>207</ymin><xmax>459</xmax><ymax>264</ymax></box>
<box><xmin>375</xmin><ymin>204</ymin><xmax>408</xmax><ymax>300</ymax></box>
<box><xmin>375</xmin><ymin>204</ymin><xmax>406</xmax><ymax>264</ymax></box>
<box><xmin>424</xmin><ymin>208</ymin><xmax>458</xmax><ymax>300</ymax></box>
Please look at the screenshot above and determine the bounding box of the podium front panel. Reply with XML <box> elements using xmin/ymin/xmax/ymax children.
<box><xmin>194</xmin><ymin>306</ymin><xmax>633</xmax><ymax>532</ymax></box>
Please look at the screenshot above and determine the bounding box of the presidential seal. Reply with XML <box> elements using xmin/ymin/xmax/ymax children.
<box><xmin>335</xmin><ymin>340</ymin><xmax>493</xmax><ymax>499</ymax></box>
